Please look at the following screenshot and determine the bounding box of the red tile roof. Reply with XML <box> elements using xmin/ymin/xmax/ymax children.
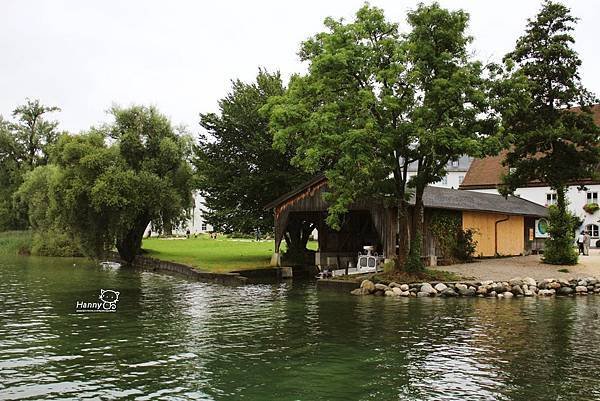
<box><xmin>460</xmin><ymin>104</ymin><xmax>600</xmax><ymax>190</ymax></box>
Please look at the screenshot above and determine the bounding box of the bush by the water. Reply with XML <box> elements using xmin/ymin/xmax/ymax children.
<box><xmin>31</xmin><ymin>228</ymin><xmax>83</xmax><ymax>257</ymax></box>
<box><xmin>543</xmin><ymin>205</ymin><xmax>578</xmax><ymax>265</ymax></box>
<box><xmin>0</xmin><ymin>231</ymin><xmax>32</xmax><ymax>255</ymax></box>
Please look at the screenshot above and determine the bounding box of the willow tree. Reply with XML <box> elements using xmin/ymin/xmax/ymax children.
<box><xmin>50</xmin><ymin>106</ymin><xmax>195</xmax><ymax>262</ymax></box>
<box><xmin>266</xmin><ymin>5</ymin><xmax>416</xmax><ymax>267</ymax></box>
<box><xmin>499</xmin><ymin>1</ymin><xmax>599</xmax><ymax>265</ymax></box>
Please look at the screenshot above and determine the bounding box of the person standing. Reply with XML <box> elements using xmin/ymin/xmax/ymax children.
<box><xmin>577</xmin><ymin>231</ymin><xmax>585</xmax><ymax>255</ymax></box>
<box><xmin>583</xmin><ymin>231</ymin><xmax>591</xmax><ymax>256</ymax></box>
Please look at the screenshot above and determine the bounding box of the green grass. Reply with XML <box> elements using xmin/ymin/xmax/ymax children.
<box><xmin>557</xmin><ymin>268</ymin><xmax>570</xmax><ymax>273</ymax></box>
<box><xmin>0</xmin><ymin>231</ymin><xmax>32</xmax><ymax>256</ymax></box>
<box><xmin>142</xmin><ymin>235</ymin><xmax>316</xmax><ymax>272</ymax></box>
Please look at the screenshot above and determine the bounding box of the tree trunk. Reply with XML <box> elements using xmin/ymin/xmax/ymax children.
<box><xmin>396</xmin><ymin>198</ymin><xmax>409</xmax><ymax>269</ymax></box>
<box><xmin>283</xmin><ymin>218</ymin><xmax>315</xmax><ymax>264</ymax></box>
<box><xmin>116</xmin><ymin>216</ymin><xmax>150</xmax><ymax>264</ymax></box>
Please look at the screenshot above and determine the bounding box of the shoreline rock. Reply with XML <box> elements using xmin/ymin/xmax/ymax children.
<box><xmin>351</xmin><ymin>276</ymin><xmax>600</xmax><ymax>299</ymax></box>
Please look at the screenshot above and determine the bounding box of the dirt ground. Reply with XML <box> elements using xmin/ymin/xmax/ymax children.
<box><xmin>431</xmin><ymin>248</ymin><xmax>600</xmax><ymax>281</ymax></box>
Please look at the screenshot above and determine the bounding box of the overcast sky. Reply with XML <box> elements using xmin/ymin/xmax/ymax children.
<box><xmin>1</xmin><ymin>0</ymin><xmax>598</xmax><ymax>134</ymax></box>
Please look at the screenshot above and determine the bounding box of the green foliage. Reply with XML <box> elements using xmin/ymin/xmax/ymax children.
<box><xmin>196</xmin><ymin>70</ymin><xmax>310</xmax><ymax>234</ymax></box>
<box><xmin>498</xmin><ymin>1</ymin><xmax>599</xmax><ymax>222</ymax></box>
<box><xmin>583</xmin><ymin>203</ymin><xmax>599</xmax><ymax>214</ymax></box>
<box><xmin>33</xmin><ymin>105</ymin><xmax>195</xmax><ymax>262</ymax></box>
<box><xmin>0</xmin><ymin>100</ymin><xmax>61</xmax><ymax>230</ymax></box>
<box><xmin>31</xmin><ymin>228</ymin><xmax>82</xmax><ymax>257</ymax></box>
<box><xmin>404</xmin><ymin>232</ymin><xmax>424</xmax><ymax>273</ymax></box>
<box><xmin>0</xmin><ymin>231</ymin><xmax>32</xmax><ymax>256</ymax></box>
<box><xmin>543</xmin><ymin>204</ymin><xmax>578</xmax><ymax>265</ymax></box>
<box><xmin>429</xmin><ymin>210</ymin><xmax>477</xmax><ymax>263</ymax></box>
<box><xmin>455</xmin><ymin>228</ymin><xmax>477</xmax><ymax>262</ymax></box>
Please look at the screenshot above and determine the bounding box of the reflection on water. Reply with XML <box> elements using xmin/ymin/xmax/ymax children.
<box><xmin>1</xmin><ymin>256</ymin><xmax>600</xmax><ymax>400</ymax></box>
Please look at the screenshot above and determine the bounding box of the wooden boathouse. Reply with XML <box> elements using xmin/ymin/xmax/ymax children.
<box><xmin>266</xmin><ymin>176</ymin><xmax>548</xmax><ymax>268</ymax></box>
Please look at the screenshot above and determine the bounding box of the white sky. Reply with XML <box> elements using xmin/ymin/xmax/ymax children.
<box><xmin>0</xmin><ymin>0</ymin><xmax>598</xmax><ymax>134</ymax></box>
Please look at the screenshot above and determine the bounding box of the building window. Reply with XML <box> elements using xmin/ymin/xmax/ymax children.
<box><xmin>201</xmin><ymin>222</ymin><xmax>207</xmax><ymax>231</ymax></box>
<box><xmin>441</xmin><ymin>176</ymin><xmax>448</xmax><ymax>185</ymax></box>
<box><xmin>451</xmin><ymin>160</ymin><xmax>459</xmax><ymax>167</ymax></box>
<box><xmin>546</xmin><ymin>193</ymin><xmax>557</xmax><ymax>206</ymax></box>
<box><xmin>458</xmin><ymin>175</ymin><xmax>464</xmax><ymax>184</ymax></box>
<box><xmin>586</xmin><ymin>224</ymin><xmax>599</xmax><ymax>238</ymax></box>
<box><xmin>587</xmin><ymin>192</ymin><xmax>598</xmax><ymax>204</ymax></box>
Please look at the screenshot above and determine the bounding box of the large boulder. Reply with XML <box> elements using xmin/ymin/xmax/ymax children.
<box><xmin>557</xmin><ymin>286</ymin><xmax>574</xmax><ymax>296</ymax></box>
<box><xmin>360</xmin><ymin>280</ymin><xmax>375</xmax><ymax>293</ymax></box>
<box><xmin>511</xmin><ymin>285</ymin><xmax>524</xmax><ymax>296</ymax></box>
<box><xmin>458</xmin><ymin>286</ymin><xmax>476</xmax><ymax>297</ymax></box>
<box><xmin>523</xmin><ymin>277</ymin><xmax>537</xmax><ymax>287</ymax></box>
<box><xmin>503</xmin><ymin>291</ymin><xmax>514</xmax><ymax>298</ymax></box>
<box><xmin>385</xmin><ymin>290</ymin><xmax>396</xmax><ymax>297</ymax></box>
<box><xmin>400</xmin><ymin>284</ymin><xmax>410</xmax><ymax>291</ymax></box>
<box><xmin>434</xmin><ymin>283</ymin><xmax>448</xmax><ymax>292</ymax></box>
<box><xmin>476</xmin><ymin>286</ymin><xmax>488</xmax><ymax>295</ymax></box>
<box><xmin>375</xmin><ymin>283</ymin><xmax>389</xmax><ymax>292</ymax></box>
<box><xmin>351</xmin><ymin>288</ymin><xmax>370</xmax><ymax>296</ymax></box>
<box><xmin>575</xmin><ymin>285</ymin><xmax>588</xmax><ymax>293</ymax></box>
<box><xmin>392</xmin><ymin>287</ymin><xmax>403</xmax><ymax>296</ymax></box>
<box><xmin>509</xmin><ymin>277</ymin><xmax>523</xmax><ymax>286</ymax></box>
<box><xmin>420</xmin><ymin>283</ymin><xmax>437</xmax><ymax>295</ymax></box>
<box><xmin>417</xmin><ymin>291</ymin><xmax>431</xmax><ymax>297</ymax></box>
<box><xmin>441</xmin><ymin>288</ymin><xmax>458</xmax><ymax>297</ymax></box>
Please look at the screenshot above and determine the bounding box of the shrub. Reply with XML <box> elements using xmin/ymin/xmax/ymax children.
<box><xmin>0</xmin><ymin>231</ymin><xmax>32</xmax><ymax>256</ymax></box>
<box><xmin>430</xmin><ymin>210</ymin><xmax>478</xmax><ymax>263</ymax></box>
<box><xmin>583</xmin><ymin>203</ymin><xmax>599</xmax><ymax>214</ymax></box>
<box><xmin>31</xmin><ymin>228</ymin><xmax>83</xmax><ymax>257</ymax></box>
<box><xmin>543</xmin><ymin>205</ymin><xmax>578</xmax><ymax>265</ymax></box>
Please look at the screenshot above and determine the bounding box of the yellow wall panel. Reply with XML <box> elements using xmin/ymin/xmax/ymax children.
<box><xmin>462</xmin><ymin>212</ymin><xmax>524</xmax><ymax>257</ymax></box>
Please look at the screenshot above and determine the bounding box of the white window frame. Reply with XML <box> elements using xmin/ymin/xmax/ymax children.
<box><xmin>586</xmin><ymin>191</ymin><xmax>598</xmax><ymax>205</ymax></box>
<box><xmin>201</xmin><ymin>222</ymin><xmax>208</xmax><ymax>231</ymax></box>
<box><xmin>546</xmin><ymin>193</ymin><xmax>557</xmax><ymax>206</ymax></box>
<box><xmin>586</xmin><ymin>224</ymin><xmax>599</xmax><ymax>238</ymax></box>
<box><xmin>441</xmin><ymin>176</ymin><xmax>448</xmax><ymax>185</ymax></box>
<box><xmin>451</xmin><ymin>160</ymin><xmax>459</xmax><ymax>167</ymax></box>
<box><xmin>458</xmin><ymin>175</ymin><xmax>464</xmax><ymax>184</ymax></box>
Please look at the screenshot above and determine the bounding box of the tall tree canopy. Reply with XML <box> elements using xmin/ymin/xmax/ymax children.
<box><xmin>499</xmin><ymin>1</ymin><xmax>599</xmax><ymax>264</ymax></box>
<box><xmin>43</xmin><ymin>105</ymin><xmax>195</xmax><ymax>262</ymax></box>
<box><xmin>267</xmin><ymin>4</ymin><xmax>500</xmax><ymax>270</ymax></box>
<box><xmin>402</xmin><ymin>3</ymin><xmax>502</xmax><ymax>270</ymax></box>
<box><xmin>195</xmin><ymin>70</ymin><xmax>310</xmax><ymax>235</ymax></box>
<box><xmin>0</xmin><ymin>99</ymin><xmax>61</xmax><ymax>230</ymax></box>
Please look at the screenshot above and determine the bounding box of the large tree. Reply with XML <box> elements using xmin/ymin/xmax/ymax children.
<box><xmin>195</xmin><ymin>70</ymin><xmax>311</xmax><ymax>236</ymax></box>
<box><xmin>499</xmin><ymin>1</ymin><xmax>599</xmax><ymax>264</ymax></box>
<box><xmin>267</xmin><ymin>6</ymin><xmax>415</xmax><ymax>266</ymax></box>
<box><xmin>402</xmin><ymin>3</ymin><xmax>501</xmax><ymax>270</ymax></box>
<box><xmin>267</xmin><ymin>4</ymin><xmax>500</xmax><ymax>270</ymax></box>
<box><xmin>0</xmin><ymin>99</ymin><xmax>61</xmax><ymax>230</ymax></box>
<box><xmin>48</xmin><ymin>105</ymin><xmax>195</xmax><ymax>262</ymax></box>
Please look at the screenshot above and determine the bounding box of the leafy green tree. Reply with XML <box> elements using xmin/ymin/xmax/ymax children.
<box><xmin>402</xmin><ymin>3</ymin><xmax>501</xmax><ymax>271</ymax></box>
<box><xmin>0</xmin><ymin>99</ymin><xmax>61</xmax><ymax>230</ymax></box>
<box><xmin>267</xmin><ymin>5</ymin><xmax>415</xmax><ymax>266</ymax></box>
<box><xmin>48</xmin><ymin>106</ymin><xmax>194</xmax><ymax>262</ymax></box>
<box><xmin>196</xmin><ymin>70</ymin><xmax>311</xmax><ymax>235</ymax></box>
<box><xmin>498</xmin><ymin>1</ymin><xmax>599</xmax><ymax>264</ymax></box>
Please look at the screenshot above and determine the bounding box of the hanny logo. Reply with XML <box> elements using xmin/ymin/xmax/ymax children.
<box><xmin>76</xmin><ymin>289</ymin><xmax>120</xmax><ymax>313</ymax></box>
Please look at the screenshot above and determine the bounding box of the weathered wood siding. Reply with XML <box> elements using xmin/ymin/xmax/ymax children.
<box><xmin>462</xmin><ymin>211</ymin><xmax>525</xmax><ymax>257</ymax></box>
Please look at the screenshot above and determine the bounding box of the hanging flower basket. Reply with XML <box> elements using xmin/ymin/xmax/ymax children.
<box><xmin>583</xmin><ymin>203</ymin><xmax>599</xmax><ymax>214</ymax></box>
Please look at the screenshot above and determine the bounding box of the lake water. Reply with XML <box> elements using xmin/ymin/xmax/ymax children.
<box><xmin>1</xmin><ymin>256</ymin><xmax>600</xmax><ymax>400</ymax></box>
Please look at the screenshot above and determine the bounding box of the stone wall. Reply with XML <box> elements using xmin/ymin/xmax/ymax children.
<box><xmin>351</xmin><ymin>276</ymin><xmax>600</xmax><ymax>298</ymax></box>
<box><xmin>106</xmin><ymin>252</ymin><xmax>247</xmax><ymax>285</ymax></box>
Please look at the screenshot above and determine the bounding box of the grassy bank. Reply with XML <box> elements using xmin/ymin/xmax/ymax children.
<box><xmin>0</xmin><ymin>231</ymin><xmax>32</xmax><ymax>256</ymax></box>
<box><xmin>142</xmin><ymin>235</ymin><xmax>311</xmax><ymax>272</ymax></box>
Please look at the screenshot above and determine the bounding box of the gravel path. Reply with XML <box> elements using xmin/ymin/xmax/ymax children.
<box><xmin>431</xmin><ymin>249</ymin><xmax>600</xmax><ymax>281</ymax></box>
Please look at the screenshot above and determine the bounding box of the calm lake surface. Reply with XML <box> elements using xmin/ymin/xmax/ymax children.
<box><xmin>1</xmin><ymin>256</ymin><xmax>600</xmax><ymax>401</ymax></box>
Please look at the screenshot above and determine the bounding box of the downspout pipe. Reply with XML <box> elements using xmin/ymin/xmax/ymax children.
<box><xmin>495</xmin><ymin>215</ymin><xmax>510</xmax><ymax>256</ymax></box>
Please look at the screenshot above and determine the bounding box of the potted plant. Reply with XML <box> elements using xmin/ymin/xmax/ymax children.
<box><xmin>583</xmin><ymin>203</ymin><xmax>599</xmax><ymax>214</ymax></box>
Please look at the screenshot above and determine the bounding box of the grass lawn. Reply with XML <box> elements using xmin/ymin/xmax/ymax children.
<box><xmin>142</xmin><ymin>235</ymin><xmax>316</xmax><ymax>272</ymax></box>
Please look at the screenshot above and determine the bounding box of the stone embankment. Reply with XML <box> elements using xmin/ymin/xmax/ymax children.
<box><xmin>351</xmin><ymin>277</ymin><xmax>600</xmax><ymax>298</ymax></box>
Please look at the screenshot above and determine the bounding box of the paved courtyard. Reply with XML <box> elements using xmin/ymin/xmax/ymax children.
<box><xmin>432</xmin><ymin>248</ymin><xmax>600</xmax><ymax>281</ymax></box>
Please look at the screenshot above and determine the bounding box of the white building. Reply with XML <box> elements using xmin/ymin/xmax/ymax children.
<box><xmin>184</xmin><ymin>192</ymin><xmax>214</xmax><ymax>234</ymax></box>
<box><xmin>407</xmin><ymin>155</ymin><xmax>473</xmax><ymax>189</ymax></box>
<box><xmin>459</xmin><ymin>153</ymin><xmax>600</xmax><ymax>247</ymax></box>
